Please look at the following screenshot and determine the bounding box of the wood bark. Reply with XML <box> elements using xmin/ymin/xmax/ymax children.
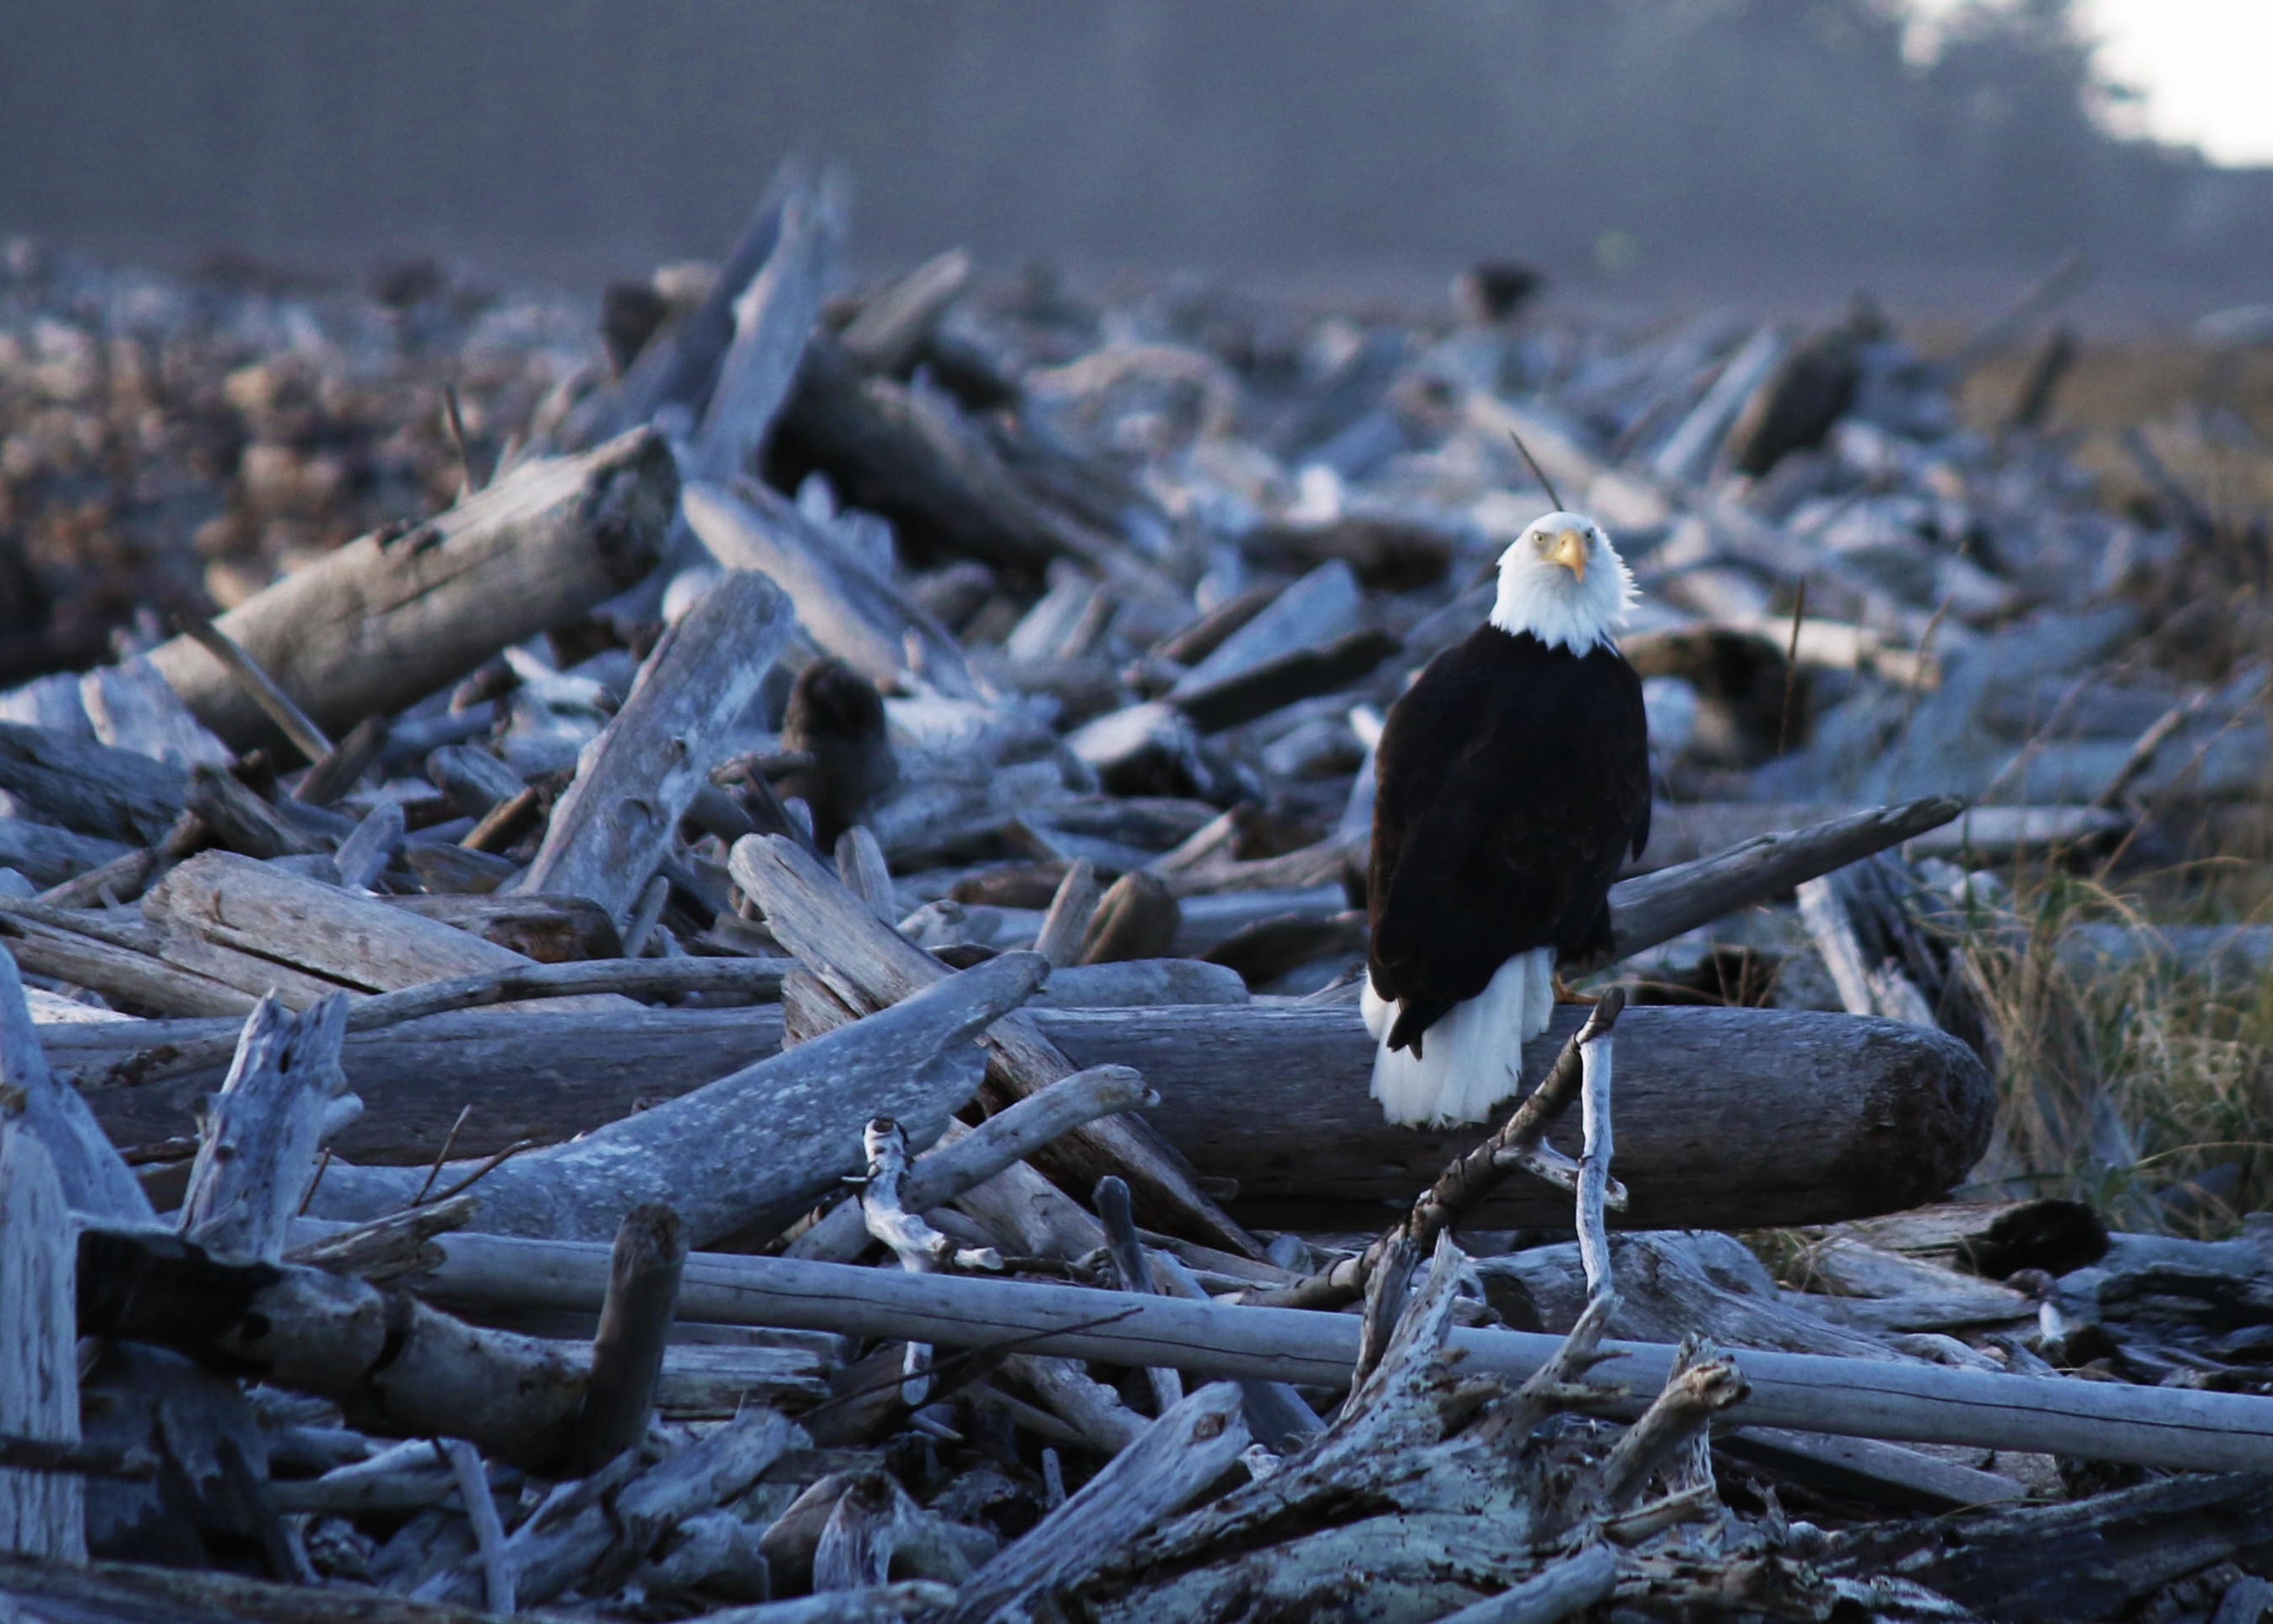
<box><xmin>405</xmin><ymin>1235</ymin><xmax>2273</xmax><ymax>1473</ymax></box>
<box><xmin>0</xmin><ymin>1116</ymin><xmax>84</xmax><ymax>1560</ymax></box>
<box><xmin>1599</xmin><ymin>794</ymin><xmax>1965</xmax><ymax>967</ymax></box>
<box><xmin>518</xmin><ymin>569</ymin><xmax>793</xmax><ymax>921</ymax></box>
<box><xmin>730</xmin><ymin>832</ymin><xmax>1260</xmax><ymax>1257</ymax></box>
<box><xmin>146</xmin><ymin>428</ymin><xmax>676</xmax><ymax>751</ymax></box>
<box><xmin>300</xmin><ymin>952</ymin><xmax>1050</xmax><ymax>1245</ymax></box>
<box><xmin>571</xmin><ymin>1203</ymin><xmax>687</xmax><ymax>1471</ymax></box>
<box><xmin>684</xmin><ymin>479</ymin><xmax>981</xmax><ymax>700</ymax></box>
<box><xmin>0</xmin><ymin>937</ymin><xmax>150</xmax><ymax>1222</ymax></box>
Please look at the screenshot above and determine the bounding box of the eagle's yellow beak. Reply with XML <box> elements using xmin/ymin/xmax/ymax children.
<box><xmin>1547</xmin><ymin>528</ymin><xmax>1588</xmax><ymax>582</ymax></box>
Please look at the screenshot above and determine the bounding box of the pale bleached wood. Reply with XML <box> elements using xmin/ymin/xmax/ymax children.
<box><xmin>688</xmin><ymin>178</ymin><xmax>838</xmax><ymax>487</ymax></box>
<box><xmin>441</xmin><ymin>1437</ymin><xmax>515</xmax><ymax>1616</ymax></box>
<box><xmin>178</xmin><ymin>992</ymin><xmax>354</xmax><ymax>1261</ymax></box>
<box><xmin>0</xmin><ymin>1117</ymin><xmax>84</xmax><ymax>1559</ymax></box>
<box><xmin>517</xmin><ymin>570</ymin><xmax>793</xmax><ymax>922</ymax></box>
<box><xmin>400</xmin><ymin>1235</ymin><xmax>2273</xmax><ymax>1473</ymax></box>
<box><xmin>1575</xmin><ymin>1026</ymin><xmax>1614</xmax><ymax>1302</ymax></box>
<box><xmin>78</xmin><ymin>657</ymin><xmax>232</xmax><ymax>771</ymax></box>
<box><xmin>731</xmin><ymin>832</ymin><xmax>1259</xmax><ymax>1258</ymax></box>
<box><xmin>0</xmin><ymin>901</ymin><xmax>262</xmax><ymax>1018</ymax></box>
<box><xmin>836</xmin><ymin>826</ymin><xmax>898</xmax><ymax>924</ymax></box>
<box><xmin>787</xmin><ymin>1064</ymin><xmax>1151</xmax><ymax>1264</ymax></box>
<box><xmin>301</xmin><ymin>952</ymin><xmax>1051</xmax><ymax>1246</ymax></box>
<box><xmin>146</xmin><ymin>429</ymin><xmax>677</xmax><ymax>751</ymax></box>
<box><xmin>1034</xmin><ymin>858</ymin><xmax>1101</xmax><ymax>968</ymax></box>
<box><xmin>143</xmin><ymin>852</ymin><xmax>631</xmax><ymax>1009</ymax></box>
<box><xmin>684</xmin><ymin>479</ymin><xmax>982</xmax><ymax>700</ymax></box>
<box><xmin>0</xmin><ymin>936</ymin><xmax>149</xmax><ymax>1221</ymax></box>
<box><xmin>841</xmin><ymin>247</ymin><xmax>974</xmax><ymax>375</ymax></box>
<box><xmin>940</xmin><ymin>1383</ymin><xmax>1248</xmax><ymax>1624</ymax></box>
<box><xmin>0</xmin><ymin>722</ymin><xmax>185</xmax><ymax>844</ymax></box>
<box><xmin>860</xmin><ymin>1118</ymin><xmax>1000</xmax><ymax>1405</ymax></box>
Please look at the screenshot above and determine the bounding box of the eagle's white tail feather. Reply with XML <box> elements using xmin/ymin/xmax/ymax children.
<box><xmin>1364</xmin><ymin>949</ymin><xmax>1556</xmax><ymax>1127</ymax></box>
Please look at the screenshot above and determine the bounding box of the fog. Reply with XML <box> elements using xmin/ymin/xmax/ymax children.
<box><xmin>3</xmin><ymin>1</ymin><xmax>2266</xmax><ymax>295</ymax></box>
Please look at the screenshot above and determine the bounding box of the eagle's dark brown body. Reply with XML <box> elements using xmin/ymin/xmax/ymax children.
<box><xmin>1367</xmin><ymin>623</ymin><xmax>1652</xmax><ymax>1054</ymax></box>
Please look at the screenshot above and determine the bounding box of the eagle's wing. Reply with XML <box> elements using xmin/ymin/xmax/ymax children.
<box><xmin>1368</xmin><ymin>658</ymin><xmax>1648</xmax><ymax>1039</ymax></box>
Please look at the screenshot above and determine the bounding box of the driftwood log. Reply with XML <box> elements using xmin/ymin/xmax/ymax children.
<box><xmin>145</xmin><ymin>428</ymin><xmax>676</xmax><ymax>750</ymax></box>
<box><xmin>71</xmin><ymin>999</ymin><xmax>1992</xmax><ymax>1231</ymax></box>
<box><xmin>402</xmin><ymin>1234</ymin><xmax>2273</xmax><ymax>1473</ymax></box>
<box><xmin>517</xmin><ymin>569</ymin><xmax>793</xmax><ymax>921</ymax></box>
<box><xmin>300</xmin><ymin>952</ymin><xmax>1051</xmax><ymax>1245</ymax></box>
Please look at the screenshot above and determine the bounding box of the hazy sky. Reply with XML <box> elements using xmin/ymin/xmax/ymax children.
<box><xmin>1915</xmin><ymin>0</ymin><xmax>2273</xmax><ymax>165</ymax></box>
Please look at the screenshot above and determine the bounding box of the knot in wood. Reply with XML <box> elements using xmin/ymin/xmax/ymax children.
<box><xmin>1193</xmin><ymin>1414</ymin><xmax>1228</xmax><ymax>1441</ymax></box>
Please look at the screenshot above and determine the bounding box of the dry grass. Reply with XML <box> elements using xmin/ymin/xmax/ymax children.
<box><xmin>1953</xmin><ymin>863</ymin><xmax>2273</xmax><ymax>1237</ymax></box>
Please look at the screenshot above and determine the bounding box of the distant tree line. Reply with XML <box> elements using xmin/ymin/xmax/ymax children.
<box><xmin>0</xmin><ymin>0</ymin><xmax>2259</xmax><ymax>280</ymax></box>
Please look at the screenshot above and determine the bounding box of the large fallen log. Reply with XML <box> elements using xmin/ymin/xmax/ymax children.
<box><xmin>400</xmin><ymin>1233</ymin><xmax>2273</xmax><ymax>1475</ymax></box>
<box><xmin>300</xmin><ymin>952</ymin><xmax>1050</xmax><ymax>1245</ymax></box>
<box><xmin>68</xmin><ymin>999</ymin><xmax>1990</xmax><ymax>1231</ymax></box>
<box><xmin>145</xmin><ymin>428</ymin><xmax>677</xmax><ymax>750</ymax></box>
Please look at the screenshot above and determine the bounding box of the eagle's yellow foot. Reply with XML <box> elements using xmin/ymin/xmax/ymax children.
<box><xmin>1552</xmin><ymin>973</ymin><xmax>1599</xmax><ymax>1005</ymax></box>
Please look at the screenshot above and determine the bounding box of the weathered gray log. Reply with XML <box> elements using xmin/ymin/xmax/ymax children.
<box><xmin>427</xmin><ymin>744</ymin><xmax>525</xmax><ymax>820</ymax></box>
<box><xmin>0</xmin><ymin>818</ymin><xmax>130</xmax><ymax>890</ymax></box>
<box><xmin>732</xmin><ymin>832</ymin><xmax>1259</xmax><ymax>1257</ymax></box>
<box><xmin>146</xmin><ymin>428</ymin><xmax>676</xmax><ymax>750</ymax></box>
<box><xmin>572</xmin><ymin>1203</ymin><xmax>687</xmax><ymax>1472</ymax></box>
<box><xmin>1596</xmin><ymin>793</ymin><xmax>1966</xmax><ymax>968</ymax></box>
<box><xmin>302</xmin><ymin>952</ymin><xmax>1049</xmax><ymax>1245</ymax></box>
<box><xmin>1034</xmin><ymin>859</ymin><xmax>1101</xmax><ymax>968</ymax></box>
<box><xmin>841</xmin><ymin>246</ymin><xmax>974</xmax><ymax>375</ymax></box>
<box><xmin>0</xmin><ymin>901</ymin><xmax>262</xmax><ymax>1018</ymax></box>
<box><xmin>441</xmin><ymin>1437</ymin><xmax>515</xmax><ymax>1615</ymax></box>
<box><xmin>1082</xmin><ymin>871</ymin><xmax>1183</xmax><ymax>965</ymax></box>
<box><xmin>68</xmin><ymin>1000</ymin><xmax>1993</xmax><ymax>1232</ymax></box>
<box><xmin>0</xmin><ymin>723</ymin><xmax>185</xmax><ymax>844</ymax></box>
<box><xmin>1167</xmin><ymin>562</ymin><xmax>1361</xmax><ymax>699</ymax></box>
<box><xmin>177</xmin><ymin>993</ymin><xmax>353</xmax><ymax>1261</ymax></box>
<box><xmin>182</xmin><ymin>763</ymin><xmax>328</xmax><ymax>860</ymax></box>
<box><xmin>1631</xmin><ymin>799</ymin><xmax>2124</xmax><ymax>874</ymax></box>
<box><xmin>293</xmin><ymin>713</ymin><xmax>390</xmax><ymax>807</ymax></box>
<box><xmin>0</xmin><ymin>1116</ymin><xmax>84</xmax><ymax>1559</ymax></box>
<box><xmin>1035</xmin><ymin>958</ymin><xmax>1246</xmax><ymax>1008</ymax></box>
<box><xmin>518</xmin><ymin>570</ymin><xmax>793</xmax><ymax>921</ymax></box>
<box><xmin>939</xmin><ymin>1383</ymin><xmax>1249</xmax><ymax>1624</ymax></box>
<box><xmin>686</xmin><ymin>479</ymin><xmax>982</xmax><ymax>699</ymax></box>
<box><xmin>1096</xmin><ymin>1175</ymin><xmax>1185</xmax><ymax>1415</ymax></box>
<box><xmin>688</xmin><ymin>176</ymin><xmax>837</xmax><ymax>487</ymax></box>
<box><xmin>144</xmin><ymin>851</ymin><xmax>574</xmax><ymax>1001</ymax></box>
<box><xmin>333</xmin><ymin>800</ymin><xmax>406</xmax><ymax>891</ymax></box>
<box><xmin>75</xmin><ymin>1226</ymin><xmax>598</xmax><ymax>1471</ymax></box>
<box><xmin>405</xmin><ymin>1236</ymin><xmax>2273</xmax><ymax>1472</ymax></box>
<box><xmin>79</xmin><ymin>657</ymin><xmax>232</xmax><ymax>770</ymax></box>
<box><xmin>0</xmin><ymin>944</ymin><xmax>149</xmax><ymax>1222</ymax></box>
<box><xmin>1172</xmin><ymin>627</ymin><xmax>1399</xmax><ymax>734</ymax></box>
<box><xmin>791</xmin><ymin>1064</ymin><xmax>1149</xmax><ymax>1264</ymax></box>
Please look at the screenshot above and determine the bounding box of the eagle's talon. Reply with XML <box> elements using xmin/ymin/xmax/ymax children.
<box><xmin>1552</xmin><ymin>973</ymin><xmax>1600</xmax><ymax>1006</ymax></box>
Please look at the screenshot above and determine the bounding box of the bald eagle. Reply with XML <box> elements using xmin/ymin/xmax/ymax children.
<box><xmin>1362</xmin><ymin>511</ymin><xmax>1651</xmax><ymax>1127</ymax></box>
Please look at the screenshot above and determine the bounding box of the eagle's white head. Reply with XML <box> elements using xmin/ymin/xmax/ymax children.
<box><xmin>1488</xmin><ymin>510</ymin><xmax>1636</xmax><ymax>655</ymax></box>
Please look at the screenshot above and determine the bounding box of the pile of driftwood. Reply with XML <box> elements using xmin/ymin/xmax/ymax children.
<box><xmin>0</xmin><ymin>179</ymin><xmax>2271</xmax><ymax>1621</ymax></box>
